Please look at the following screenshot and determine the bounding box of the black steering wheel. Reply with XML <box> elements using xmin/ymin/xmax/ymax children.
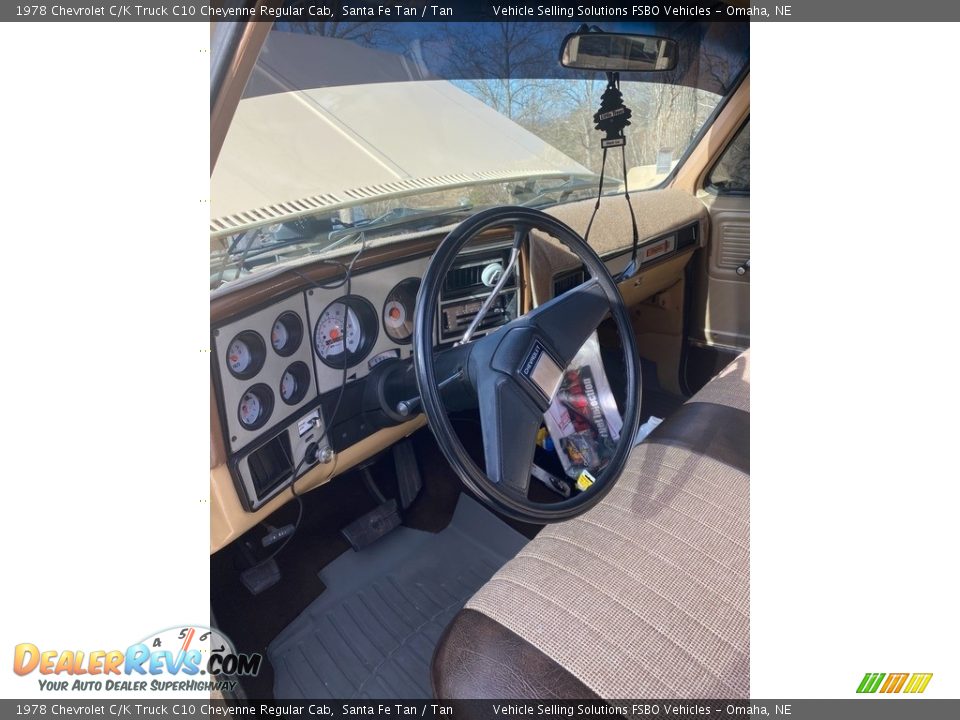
<box><xmin>413</xmin><ymin>207</ymin><xmax>641</xmax><ymax>523</ymax></box>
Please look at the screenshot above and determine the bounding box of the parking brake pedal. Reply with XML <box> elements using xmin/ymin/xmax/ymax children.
<box><xmin>240</xmin><ymin>557</ymin><xmax>281</xmax><ymax>595</ymax></box>
<box><xmin>341</xmin><ymin>499</ymin><xmax>401</xmax><ymax>551</ymax></box>
<box><xmin>392</xmin><ymin>439</ymin><xmax>422</xmax><ymax>509</ymax></box>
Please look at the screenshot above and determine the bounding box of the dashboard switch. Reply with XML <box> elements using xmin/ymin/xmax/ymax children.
<box><xmin>304</xmin><ymin>441</ymin><xmax>333</xmax><ymax>465</ymax></box>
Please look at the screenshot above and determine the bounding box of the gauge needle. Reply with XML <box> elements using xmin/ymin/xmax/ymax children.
<box><xmin>180</xmin><ymin>628</ymin><xmax>195</xmax><ymax>653</ymax></box>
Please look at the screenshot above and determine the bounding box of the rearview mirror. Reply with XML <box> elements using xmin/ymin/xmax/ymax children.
<box><xmin>560</xmin><ymin>31</ymin><xmax>678</xmax><ymax>72</ymax></box>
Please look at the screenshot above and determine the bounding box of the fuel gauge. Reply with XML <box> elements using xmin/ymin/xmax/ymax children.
<box><xmin>225</xmin><ymin>331</ymin><xmax>266</xmax><ymax>379</ymax></box>
<box><xmin>279</xmin><ymin>362</ymin><xmax>311</xmax><ymax>405</ymax></box>
<box><xmin>271</xmin><ymin>312</ymin><xmax>303</xmax><ymax>356</ymax></box>
<box><xmin>382</xmin><ymin>278</ymin><xmax>420</xmax><ymax>344</ymax></box>
<box><xmin>237</xmin><ymin>384</ymin><xmax>273</xmax><ymax>430</ymax></box>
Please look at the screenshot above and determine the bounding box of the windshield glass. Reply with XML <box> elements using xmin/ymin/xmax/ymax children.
<box><xmin>211</xmin><ymin>21</ymin><xmax>748</xmax><ymax>289</ymax></box>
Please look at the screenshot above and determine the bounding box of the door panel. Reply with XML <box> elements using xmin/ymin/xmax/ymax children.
<box><xmin>701</xmin><ymin>194</ymin><xmax>750</xmax><ymax>349</ymax></box>
<box><xmin>685</xmin><ymin>119</ymin><xmax>750</xmax><ymax>391</ymax></box>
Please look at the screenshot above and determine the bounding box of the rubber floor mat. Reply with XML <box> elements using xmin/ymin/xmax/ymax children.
<box><xmin>268</xmin><ymin>495</ymin><xmax>528</xmax><ymax>699</ymax></box>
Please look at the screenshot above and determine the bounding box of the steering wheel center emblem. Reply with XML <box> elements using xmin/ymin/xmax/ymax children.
<box><xmin>520</xmin><ymin>340</ymin><xmax>564</xmax><ymax>403</ymax></box>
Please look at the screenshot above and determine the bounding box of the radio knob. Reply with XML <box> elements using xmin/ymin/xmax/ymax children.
<box><xmin>481</xmin><ymin>262</ymin><xmax>503</xmax><ymax>287</ymax></box>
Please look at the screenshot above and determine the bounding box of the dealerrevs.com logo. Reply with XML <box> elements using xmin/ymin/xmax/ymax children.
<box><xmin>12</xmin><ymin>625</ymin><xmax>261</xmax><ymax>693</ymax></box>
<box><xmin>857</xmin><ymin>672</ymin><xmax>933</xmax><ymax>694</ymax></box>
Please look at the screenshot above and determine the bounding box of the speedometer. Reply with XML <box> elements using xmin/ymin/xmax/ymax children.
<box><xmin>382</xmin><ymin>278</ymin><xmax>420</xmax><ymax>344</ymax></box>
<box><xmin>313</xmin><ymin>296</ymin><xmax>378</xmax><ymax>368</ymax></box>
<box><xmin>315</xmin><ymin>303</ymin><xmax>360</xmax><ymax>359</ymax></box>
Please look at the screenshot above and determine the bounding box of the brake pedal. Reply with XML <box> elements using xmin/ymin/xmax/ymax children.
<box><xmin>392</xmin><ymin>439</ymin><xmax>422</xmax><ymax>509</ymax></box>
<box><xmin>341</xmin><ymin>499</ymin><xmax>401</xmax><ymax>551</ymax></box>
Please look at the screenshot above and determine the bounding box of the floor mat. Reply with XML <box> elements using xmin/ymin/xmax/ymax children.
<box><xmin>268</xmin><ymin>495</ymin><xmax>527</xmax><ymax>699</ymax></box>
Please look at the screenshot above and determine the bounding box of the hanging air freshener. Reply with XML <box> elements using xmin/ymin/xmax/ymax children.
<box><xmin>582</xmin><ymin>67</ymin><xmax>641</xmax><ymax>280</ymax></box>
<box><xmin>594</xmin><ymin>75</ymin><xmax>632</xmax><ymax>148</ymax></box>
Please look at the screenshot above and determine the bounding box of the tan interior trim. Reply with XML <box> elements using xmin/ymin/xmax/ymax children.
<box><xmin>519</xmin><ymin>243</ymin><xmax>533</xmax><ymax>313</ymax></box>
<box><xmin>621</xmin><ymin>256</ymin><xmax>690</xmax><ymax>394</ymax></box>
<box><xmin>210</xmin><ymin>415</ymin><xmax>427</xmax><ymax>554</ymax></box>
<box><xmin>616</xmin><ymin>249</ymin><xmax>694</xmax><ymax>308</ymax></box>
<box><xmin>670</xmin><ymin>73</ymin><xmax>750</xmax><ymax>194</ymax></box>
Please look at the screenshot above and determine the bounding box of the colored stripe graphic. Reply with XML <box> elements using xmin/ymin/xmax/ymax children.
<box><xmin>904</xmin><ymin>673</ymin><xmax>933</xmax><ymax>694</ymax></box>
<box><xmin>880</xmin><ymin>673</ymin><xmax>909</xmax><ymax>693</ymax></box>
<box><xmin>857</xmin><ymin>673</ymin><xmax>885</xmax><ymax>693</ymax></box>
<box><xmin>857</xmin><ymin>672</ymin><xmax>933</xmax><ymax>694</ymax></box>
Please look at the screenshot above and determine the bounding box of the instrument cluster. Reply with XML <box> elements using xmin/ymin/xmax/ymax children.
<box><xmin>223</xmin><ymin>313</ymin><xmax>310</xmax><ymax>432</ymax></box>
<box><xmin>215</xmin><ymin>261</ymin><xmax>430</xmax><ymax>455</ymax></box>
<box><xmin>213</xmin><ymin>246</ymin><xmax>511</xmax><ymax>512</ymax></box>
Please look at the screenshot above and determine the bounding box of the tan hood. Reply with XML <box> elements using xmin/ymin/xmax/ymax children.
<box><xmin>210</xmin><ymin>32</ymin><xmax>590</xmax><ymax>238</ymax></box>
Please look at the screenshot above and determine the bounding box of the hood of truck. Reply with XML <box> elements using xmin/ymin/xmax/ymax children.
<box><xmin>210</xmin><ymin>32</ymin><xmax>590</xmax><ymax>238</ymax></box>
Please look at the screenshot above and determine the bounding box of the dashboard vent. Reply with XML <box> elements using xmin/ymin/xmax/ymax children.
<box><xmin>442</xmin><ymin>250</ymin><xmax>514</xmax><ymax>299</ymax></box>
<box><xmin>718</xmin><ymin>222</ymin><xmax>750</xmax><ymax>269</ymax></box>
<box><xmin>553</xmin><ymin>269</ymin><xmax>585</xmax><ymax>297</ymax></box>
<box><xmin>677</xmin><ymin>223</ymin><xmax>698</xmax><ymax>249</ymax></box>
<box><xmin>445</xmin><ymin>264</ymin><xmax>485</xmax><ymax>293</ymax></box>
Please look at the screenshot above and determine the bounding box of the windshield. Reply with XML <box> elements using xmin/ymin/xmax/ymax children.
<box><xmin>211</xmin><ymin>21</ymin><xmax>748</xmax><ymax>288</ymax></box>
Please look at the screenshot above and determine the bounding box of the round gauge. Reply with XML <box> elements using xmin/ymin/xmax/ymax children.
<box><xmin>271</xmin><ymin>311</ymin><xmax>303</xmax><ymax>356</ymax></box>
<box><xmin>382</xmin><ymin>278</ymin><xmax>420</xmax><ymax>344</ymax></box>
<box><xmin>316</xmin><ymin>303</ymin><xmax>360</xmax><ymax>358</ymax></box>
<box><xmin>237</xmin><ymin>384</ymin><xmax>273</xmax><ymax>430</ymax></box>
<box><xmin>225</xmin><ymin>331</ymin><xmax>266</xmax><ymax>380</ymax></box>
<box><xmin>313</xmin><ymin>296</ymin><xmax>378</xmax><ymax>368</ymax></box>
<box><xmin>279</xmin><ymin>362</ymin><xmax>311</xmax><ymax>405</ymax></box>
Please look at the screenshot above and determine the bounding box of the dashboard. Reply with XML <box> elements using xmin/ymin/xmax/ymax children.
<box><xmin>210</xmin><ymin>190</ymin><xmax>708</xmax><ymax>552</ymax></box>
<box><xmin>212</xmin><ymin>243</ymin><xmax>519</xmax><ymax>512</ymax></box>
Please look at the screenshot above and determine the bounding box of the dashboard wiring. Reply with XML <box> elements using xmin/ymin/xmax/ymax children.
<box><xmin>286</xmin><ymin>233</ymin><xmax>369</xmax><ymax>454</ymax></box>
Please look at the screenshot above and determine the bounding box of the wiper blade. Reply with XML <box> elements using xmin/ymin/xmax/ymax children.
<box><xmin>520</xmin><ymin>176</ymin><xmax>602</xmax><ymax>207</ymax></box>
<box><xmin>226</xmin><ymin>232</ymin><xmax>319</xmax><ymax>263</ymax></box>
<box><xmin>217</xmin><ymin>204</ymin><xmax>474</xmax><ymax>280</ymax></box>
<box><xmin>326</xmin><ymin>204</ymin><xmax>473</xmax><ymax>244</ymax></box>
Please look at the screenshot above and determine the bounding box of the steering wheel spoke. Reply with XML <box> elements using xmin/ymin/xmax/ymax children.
<box><xmin>524</xmin><ymin>277</ymin><xmax>611</xmax><ymax>368</ymax></box>
<box><xmin>476</xmin><ymin>373</ymin><xmax>542</xmax><ymax>499</ymax></box>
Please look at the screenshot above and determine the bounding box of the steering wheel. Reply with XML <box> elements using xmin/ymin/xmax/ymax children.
<box><xmin>413</xmin><ymin>207</ymin><xmax>641</xmax><ymax>523</ymax></box>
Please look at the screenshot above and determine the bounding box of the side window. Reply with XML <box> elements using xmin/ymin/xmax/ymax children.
<box><xmin>707</xmin><ymin>120</ymin><xmax>750</xmax><ymax>194</ymax></box>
